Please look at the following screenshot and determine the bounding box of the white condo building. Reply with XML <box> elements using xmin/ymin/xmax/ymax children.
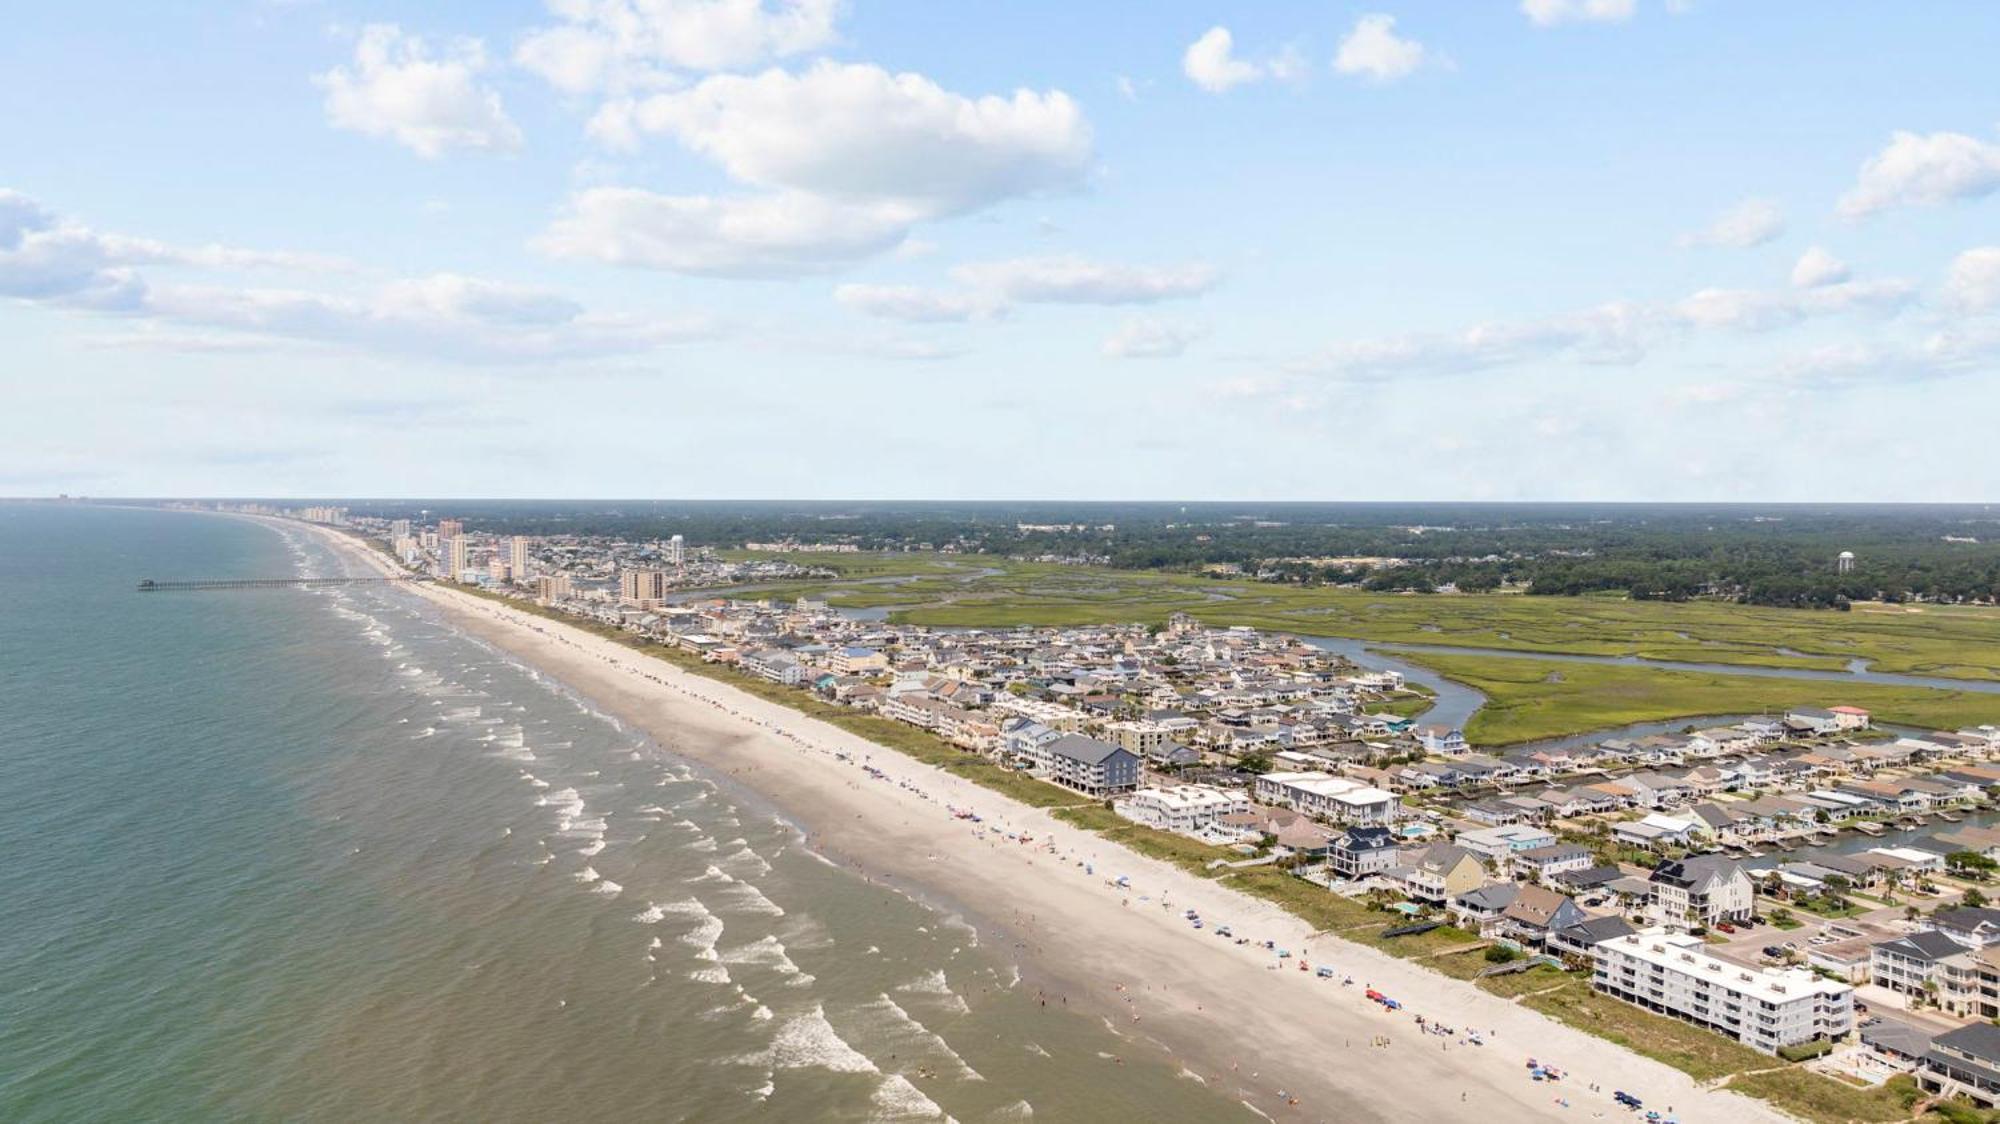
<box><xmin>1253</xmin><ymin>771</ymin><xmax>1398</xmax><ymax>826</ymax></box>
<box><xmin>1591</xmin><ymin>929</ymin><xmax>1853</xmax><ymax>1054</ymax></box>
<box><xmin>1116</xmin><ymin>785</ymin><xmax>1251</xmax><ymax>836</ymax></box>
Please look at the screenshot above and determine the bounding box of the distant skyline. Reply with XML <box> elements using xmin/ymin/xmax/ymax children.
<box><xmin>5</xmin><ymin>2</ymin><xmax>1999</xmax><ymax>500</ymax></box>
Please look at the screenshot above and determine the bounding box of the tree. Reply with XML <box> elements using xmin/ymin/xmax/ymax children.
<box><xmin>1966</xmin><ymin>888</ymin><xmax>1990</xmax><ymax>910</ymax></box>
<box><xmin>1948</xmin><ymin>851</ymin><xmax>1998</xmax><ymax>879</ymax></box>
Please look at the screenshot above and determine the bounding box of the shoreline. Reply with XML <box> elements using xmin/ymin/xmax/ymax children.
<box><xmin>280</xmin><ymin>518</ymin><xmax>1788</xmax><ymax>1123</ymax></box>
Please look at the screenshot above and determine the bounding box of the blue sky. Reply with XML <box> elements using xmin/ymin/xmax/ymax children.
<box><xmin>4</xmin><ymin>1</ymin><xmax>1999</xmax><ymax>500</ymax></box>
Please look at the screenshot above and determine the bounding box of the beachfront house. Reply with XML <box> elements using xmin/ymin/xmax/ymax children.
<box><xmin>1329</xmin><ymin>826</ymin><xmax>1403</xmax><ymax>881</ymax></box>
<box><xmin>1252</xmin><ymin>771</ymin><xmax>1399</xmax><ymax>826</ymax></box>
<box><xmin>1918</xmin><ymin>1024</ymin><xmax>2000</xmax><ymax>1109</ymax></box>
<box><xmin>1648</xmin><ymin>856</ymin><xmax>1753</xmax><ymax>929</ymax></box>
<box><xmin>1394</xmin><ymin>844</ymin><xmax>1487</xmax><ymax>906</ymax></box>
<box><xmin>1511</xmin><ymin>843</ymin><xmax>1594</xmax><ymax>884</ymax></box>
<box><xmin>1042</xmin><ymin>734</ymin><xmax>1141</xmax><ymax>797</ymax></box>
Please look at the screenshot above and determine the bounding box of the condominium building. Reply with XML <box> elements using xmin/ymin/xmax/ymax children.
<box><xmin>508</xmin><ymin>536</ymin><xmax>530</xmax><ymax>579</ymax></box>
<box><xmin>620</xmin><ymin>568</ymin><xmax>668</xmax><ymax>607</ymax></box>
<box><xmin>438</xmin><ymin>519</ymin><xmax>463</xmax><ymax>539</ymax></box>
<box><xmin>1115</xmin><ymin>785</ymin><xmax>1251</xmax><ymax>836</ymax></box>
<box><xmin>1591</xmin><ymin>929</ymin><xmax>1854</xmax><ymax>1054</ymax></box>
<box><xmin>444</xmin><ymin>536</ymin><xmax>468</xmax><ymax>581</ymax></box>
<box><xmin>1253</xmin><ymin>771</ymin><xmax>1398</xmax><ymax>826</ymax></box>
<box><xmin>535</xmin><ymin>573</ymin><xmax>573</xmax><ymax>602</ymax></box>
<box><xmin>667</xmin><ymin>534</ymin><xmax>685</xmax><ymax>567</ymax></box>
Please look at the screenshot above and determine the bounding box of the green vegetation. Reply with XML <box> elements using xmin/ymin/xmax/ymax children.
<box><xmin>722</xmin><ymin>549</ymin><xmax>2000</xmax><ymax>683</ymax></box>
<box><xmin>1388</xmin><ymin>651</ymin><xmax>2000</xmax><ymax>744</ymax></box>
<box><xmin>1475</xmin><ymin>964</ymin><xmax>1570</xmax><ymax>998</ymax></box>
<box><xmin>1722</xmin><ymin>1069</ymin><xmax>1914</xmax><ymax>1124</ymax></box>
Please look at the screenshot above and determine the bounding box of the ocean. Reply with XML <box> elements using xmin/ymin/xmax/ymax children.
<box><xmin>0</xmin><ymin>505</ymin><xmax>1250</xmax><ymax>1123</ymax></box>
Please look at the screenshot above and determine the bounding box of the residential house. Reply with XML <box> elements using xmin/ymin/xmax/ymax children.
<box><xmin>1648</xmin><ymin>856</ymin><xmax>1754</xmax><ymax>928</ymax></box>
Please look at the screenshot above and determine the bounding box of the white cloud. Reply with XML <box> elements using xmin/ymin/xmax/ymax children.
<box><xmin>1945</xmin><ymin>247</ymin><xmax>2000</xmax><ymax>312</ymax></box>
<box><xmin>1334</xmin><ymin>14</ymin><xmax>1427</xmax><ymax>82</ymax></box>
<box><xmin>1290</xmin><ymin>275</ymin><xmax>1916</xmax><ymax>383</ymax></box>
<box><xmin>1182</xmin><ymin>27</ymin><xmax>1301</xmax><ymax>93</ymax></box>
<box><xmin>1102</xmin><ymin>317</ymin><xmax>1200</xmax><ymax>358</ymax></box>
<box><xmin>516</xmin><ymin>0</ymin><xmax>841</xmax><ymax>94</ymax></box>
<box><xmin>950</xmin><ymin>255</ymin><xmax>1218</xmax><ymax>304</ymax></box>
<box><xmin>556</xmin><ymin>61</ymin><xmax>1092</xmax><ymax>276</ymax></box>
<box><xmin>317</xmin><ymin>24</ymin><xmax>521</xmax><ymax>158</ymax></box>
<box><xmin>834</xmin><ymin>283</ymin><xmax>989</xmax><ymax>322</ymax></box>
<box><xmin>535</xmin><ymin>187</ymin><xmax>918</xmax><ymax>277</ymax></box>
<box><xmin>1839</xmin><ymin>129</ymin><xmax>2000</xmax><ymax>218</ymax></box>
<box><xmin>0</xmin><ymin>189</ymin><xmax>710</xmax><ymax>364</ymax></box>
<box><xmin>1790</xmin><ymin>246</ymin><xmax>1850</xmax><ymax>289</ymax></box>
<box><xmin>1521</xmin><ymin>0</ymin><xmax>1636</xmax><ymax>26</ymax></box>
<box><xmin>1678</xmin><ymin>197</ymin><xmax>1784</xmax><ymax>249</ymax></box>
<box><xmin>592</xmin><ymin>62</ymin><xmax>1090</xmax><ymax>214</ymax></box>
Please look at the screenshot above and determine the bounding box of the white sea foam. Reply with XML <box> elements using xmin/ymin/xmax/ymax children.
<box><xmin>894</xmin><ymin>970</ymin><xmax>970</xmax><ymax>1016</ymax></box>
<box><xmin>719</xmin><ymin>845</ymin><xmax>774</xmax><ymax>877</ymax></box>
<box><xmin>688</xmin><ymin>865</ymin><xmax>735</xmax><ymax>885</ymax></box>
<box><xmin>869</xmin><ymin>1074</ymin><xmax>947</xmax><ymax>1120</ymax></box>
<box><xmin>719</xmin><ymin>935</ymin><xmax>809</xmax><ymax>984</ymax></box>
<box><xmin>717</xmin><ymin>882</ymin><xmax>785</xmax><ymax>918</ymax></box>
<box><xmin>689</xmin><ymin>965</ymin><xmax>732</xmax><ymax>985</ymax></box>
<box><xmin>688</xmin><ymin>836</ymin><xmax>718</xmax><ymax>853</ymax></box>
<box><xmin>579</xmin><ymin>839</ymin><xmax>606</xmax><ymax>857</ymax></box>
<box><xmin>574</xmin><ymin>865</ymin><xmax>601</xmax><ymax>884</ymax></box>
<box><xmin>592</xmin><ymin>879</ymin><xmax>624</xmax><ymax>896</ymax></box>
<box><xmin>766</xmin><ymin>1005</ymin><xmax>877</xmax><ymax>1074</ymax></box>
<box><xmin>634</xmin><ymin>904</ymin><xmax>667</xmax><ymax>924</ymax></box>
<box><xmin>857</xmin><ymin>994</ymin><xmax>983</xmax><ymax>1081</ymax></box>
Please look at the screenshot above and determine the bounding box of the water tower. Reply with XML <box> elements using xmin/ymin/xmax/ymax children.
<box><xmin>1836</xmin><ymin>550</ymin><xmax>1855</xmax><ymax>574</ymax></box>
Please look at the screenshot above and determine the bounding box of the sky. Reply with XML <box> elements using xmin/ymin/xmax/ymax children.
<box><xmin>4</xmin><ymin>0</ymin><xmax>2000</xmax><ymax>501</ymax></box>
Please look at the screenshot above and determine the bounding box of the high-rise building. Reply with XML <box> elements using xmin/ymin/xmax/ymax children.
<box><xmin>390</xmin><ymin>519</ymin><xmax>411</xmax><ymax>539</ymax></box>
<box><xmin>509</xmin><ymin>536</ymin><xmax>531</xmax><ymax>580</ymax></box>
<box><xmin>667</xmin><ymin>534</ymin><xmax>686</xmax><ymax>567</ymax></box>
<box><xmin>535</xmin><ymin>574</ymin><xmax>573</xmax><ymax>602</ymax></box>
<box><xmin>620</xmin><ymin>569</ymin><xmax>668</xmax><ymax>606</ymax></box>
<box><xmin>438</xmin><ymin>519</ymin><xmax>464</xmax><ymax>539</ymax></box>
<box><xmin>445</xmin><ymin>537</ymin><xmax>469</xmax><ymax>581</ymax></box>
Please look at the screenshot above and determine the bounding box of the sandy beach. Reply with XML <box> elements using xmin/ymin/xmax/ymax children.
<box><xmin>303</xmin><ymin>521</ymin><xmax>1789</xmax><ymax>1123</ymax></box>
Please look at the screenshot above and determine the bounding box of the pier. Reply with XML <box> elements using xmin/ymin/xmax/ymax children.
<box><xmin>136</xmin><ymin>576</ymin><xmax>420</xmax><ymax>592</ymax></box>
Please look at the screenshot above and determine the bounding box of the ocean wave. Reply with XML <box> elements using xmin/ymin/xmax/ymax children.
<box><xmin>894</xmin><ymin>970</ymin><xmax>971</xmax><ymax>1017</ymax></box>
<box><xmin>592</xmin><ymin>879</ymin><xmax>624</xmax><ymax>896</ymax></box>
<box><xmin>766</xmin><ymin>1004</ymin><xmax>877</xmax><ymax>1074</ymax></box>
<box><xmin>579</xmin><ymin>839</ymin><xmax>606</xmax><ymax>857</ymax></box>
<box><xmin>716</xmin><ymin>882</ymin><xmax>785</xmax><ymax>918</ymax></box>
<box><xmin>687</xmin><ymin>865</ymin><xmax>735</xmax><ymax>885</ymax></box>
<box><xmin>855</xmin><ymin>994</ymin><xmax>984</xmax><ymax>1082</ymax></box>
<box><xmin>574</xmin><ymin>866</ymin><xmax>601</xmax><ymax>884</ymax></box>
<box><xmin>719</xmin><ymin>845</ymin><xmax>773</xmax><ymax>877</ymax></box>
<box><xmin>689</xmin><ymin>965</ymin><xmax>732</xmax><ymax>985</ymax></box>
<box><xmin>869</xmin><ymin>1074</ymin><xmax>947</xmax><ymax>1120</ymax></box>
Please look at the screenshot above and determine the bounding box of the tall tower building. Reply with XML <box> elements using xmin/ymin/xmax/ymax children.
<box><xmin>390</xmin><ymin>519</ymin><xmax>411</xmax><ymax>539</ymax></box>
<box><xmin>620</xmin><ymin>569</ymin><xmax>668</xmax><ymax>606</ymax></box>
<box><xmin>668</xmin><ymin>534</ymin><xmax>685</xmax><ymax>567</ymax></box>
<box><xmin>509</xmin><ymin>536</ymin><xmax>530</xmax><ymax>580</ymax></box>
<box><xmin>438</xmin><ymin>519</ymin><xmax>464</xmax><ymax>539</ymax></box>
<box><xmin>446</xmin><ymin>537</ymin><xmax>469</xmax><ymax>581</ymax></box>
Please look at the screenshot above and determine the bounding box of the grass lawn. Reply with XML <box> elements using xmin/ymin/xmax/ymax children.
<box><xmin>1388</xmin><ymin>652</ymin><xmax>2000</xmax><ymax>744</ymax></box>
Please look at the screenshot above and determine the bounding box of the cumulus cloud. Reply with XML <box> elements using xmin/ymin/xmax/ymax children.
<box><xmin>1839</xmin><ymin>129</ymin><xmax>2000</xmax><ymax>217</ymax></box>
<box><xmin>1521</xmin><ymin>0</ymin><xmax>1636</xmax><ymax>26</ymax></box>
<box><xmin>1287</xmin><ymin>275</ymin><xmax>1917</xmax><ymax>383</ymax></box>
<box><xmin>0</xmin><ymin>189</ymin><xmax>709</xmax><ymax>364</ymax></box>
<box><xmin>1182</xmin><ymin>27</ymin><xmax>1302</xmax><ymax>93</ymax></box>
<box><xmin>833</xmin><ymin>283</ymin><xmax>990</xmax><ymax>322</ymax></box>
<box><xmin>1102</xmin><ymin>316</ymin><xmax>1200</xmax><ymax>358</ymax></box>
<box><xmin>536</xmin><ymin>187</ymin><xmax>918</xmax><ymax>277</ymax></box>
<box><xmin>1945</xmin><ymin>247</ymin><xmax>2000</xmax><ymax>312</ymax></box>
<box><xmin>317</xmin><ymin>24</ymin><xmax>521</xmax><ymax>158</ymax></box>
<box><xmin>1334</xmin><ymin>14</ymin><xmax>1428</xmax><ymax>82</ymax></box>
<box><xmin>949</xmin><ymin>255</ymin><xmax>1218</xmax><ymax>304</ymax></box>
<box><xmin>516</xmin><ymin>0</ymin><xmax>841</xmax><ymax>93</ymax></box>
<box><xmin>1678</xmin><ymin>197</ymin><xmax>1784</xmax><ymax>249</ymax></box>
<box><xmin>1790</xmin><ymin>246</ymin><xmax>1850</xmax><ymax>289</ymax></box>
<box><xmin>549</xmin><ymin>61</ymin><xmax>1092</xmax><ymax>275</ymax></box>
